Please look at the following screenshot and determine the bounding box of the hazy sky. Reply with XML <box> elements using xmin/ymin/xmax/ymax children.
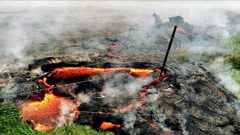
<box><xmin>0</xmin><ymin>1</ymin><xmax>240</xmax><ymax>10</ymax></box>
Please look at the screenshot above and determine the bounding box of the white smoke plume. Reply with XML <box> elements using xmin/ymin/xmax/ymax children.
<box><xmin>55</xmin><ymin>83</ymin><xmax>90</xmax><ymax>105</ymax></box>
<box><xmin>210</xmin><ymin>58</ymin><xmax>240</xmax><ymax>96</ymax></box>
<box><xmin>102</xmin><ymin>75</ymin><xmax>153</xmax><ymax>104</ymax></box>
<box><xmin>123</xmin><ymin>112</ymin><xmax>140</xmax><ymax>135</ymax></box>
<box><xmin>56</xmin><ymin>100</ymin><xmax>78</xmax><ymax>128</ymax></box>
<box><xmin>153</xmin><ymin>108</ymin><xmax>173</xmax><ymax>133</ymax></box>
<box><xmin>76</xmin><ymin>93</ymin><xmax>90</xmax><ymax>104</ymax></box>
<box><xmin>146</xmin><ymin>88</ymin><xmax>159</xmax><ymax>103</ymax></box>
<box><xmin>0</xmin><ymin>2</ymin><xmax>239</xmax><ymax>69</ymax></box>
<box><xmin>0</xmin><ymin>83</ymin><xmax>18</xmax><ymax>103</ymax></box>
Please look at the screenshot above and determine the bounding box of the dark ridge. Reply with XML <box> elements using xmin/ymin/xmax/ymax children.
<box><xmin>28</xmin><ymin>57</ymin><xmax>56</xmax><ymax>70</ymax></box>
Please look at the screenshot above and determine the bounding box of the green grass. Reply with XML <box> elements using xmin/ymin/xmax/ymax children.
<box><xmin>226</xmin><ymin>32</ymin><xmax>240</xmax><ymax>69</ymax></box>
<box><xmin>224</xmin><ymin>32</ymin><xmax>240</xmax><ymax>98</ymax></box>
<box><xmin>229</xmin><ymin>68</ymin><xmax>240</xmax><ymax>98</ymax></box>
<box><xmin>0</xmin><ymin>103</ymin><xmax>112</xmax><ymax>135</ymax></box>
<box><xmin>225</xmin><ymin>32</ymin><xmax>240</xmax><ymax>78</ymax></box>
<box><xmin>198</xmin><ymin>51</ymin><xmax>224</xmax><ymax>63</ymax></box>
<box><xmin>225</xmin><ymin>54</ymin><xmax>240</xmax><ymax>69</ymax></box>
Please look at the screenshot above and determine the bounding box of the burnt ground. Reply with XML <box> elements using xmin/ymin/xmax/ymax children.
<box><xmin>1</xmin><ymin>11</ymin><xmax>240</xmax><ymax>135</ymax></box>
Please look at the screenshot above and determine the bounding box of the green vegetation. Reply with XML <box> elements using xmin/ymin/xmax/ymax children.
<box><xmin>173</xmin><ymin>43</ymin><xmax>189</xmax><ymax>60</ymax></box>
<box><xmin>225</xmin><ymin>32</ymin><xmax>240</xmax><ymax>69</ymax></box>
<box><xmin>200</xmin><ymin>51</ymin><xmax>224</xmax><ymax>63</ymax></box>
<box><xmin>192</xmin><ymin>51</ymin><xmax>224</xmax><ymax>63</ymax></box>
<box><xmin>224</xmin><ymin>32</ymin><xmax>240</xmax><ymax>98</ymax></box>
<box><xmin>229</xmin><ymin>67</ymin><xmax>240</xmax><ymax>98</ymax></box>
<box><xmin>225</xmin><ymin>32</ymin><xmax>240</xmax><ymax>82</ymax></box>
<box><xmin>0</xmin><ymin>103</ymin><xmax>112</xmax><ymax>135</ymax></box>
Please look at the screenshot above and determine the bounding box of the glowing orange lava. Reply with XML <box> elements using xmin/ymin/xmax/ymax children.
<box><xmin>112</xmin><ymin>100</ymin><xmax>145</xmax><ymax>113</ymax></box>
<box><xmin>172</xmin><ymin>27</ymin><xmax>191</xmax><ymax>35</ymax></box>
<box><xmin>35</xmin><ymin>66</ymin><xmax>166</xmax><ymax>116</ymax></box>
<box><xmin>50</xmin><ymin>67</ymin><xmax>155</xmax><ymax>80</ymax></box>
<box><xmin>37</xmin><ymin>67</ymin><xmax>164</xmax><ymax>89</ymax></box>
<box><xmin>37</xmin><ymin>77</ymin><xmax>54</xmax><ymax>89</ymax></box>
<box><xmin>20</xmin><ymin>92</ymin><xmax>79</xmax><ymax>131</ymax></box>
<box><xmin>110</xmin><ymin>41</ymin><xmax>120</xmax><ymax>49</ymax></box>
<box><xmin>219</xmin><ymin>90</ymin><xmax>232</xmax><ymax>101</ymax></box>
<box><xmin>141</xmin><ymin>118</ymin><xmax>160</xmax><ymax>130</ymax></box>
<box><xmin>25</xmin><ymin>63</ymin><xmax>168</xmax><ymax>131</ymax></box>
<box><xmin>107</xmin><ymin>52</ymin><xmax>129</xmax><ymax>60</ymax></box>
<box><xmin>104</xmin><ymin>31</ymin><xmax>128</xmax><ymax>37</ymax></box>
<box><xmin>34</xmin><ymin>123</ymin><xmax>54</xmax><ymax>131</ymax></box>
<box><xmin>100</xmin><ymin>121</ymin><xmax>121</xmax><ymax>130</ymax></box>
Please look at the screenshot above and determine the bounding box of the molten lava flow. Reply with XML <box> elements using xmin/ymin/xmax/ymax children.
<box><xmin>37</xmin><ymin>77</ymin><xmax>54</xmax><ymax>89</ymax></box>
<box><xmin>219</xmin><ymin>90</ymin><xmax>233</xmax><ymax>101</ymax></box>
<box><xmin>20</xmin><ymin>92</ymin><xmax>79</xmax><ymax>131</ymax></box>
<box><xmin>141</xmin><ymin>118</ymin><xmax>160</xmax><ymax>130</ymax></box>
<box><xmin>49</xmin><ymin>67</ymin><xmax>155</xmax><ymax>80</ymax></box>
<box><xmin>100</xmin><ymin>121</ymin><xmax>121</xmax><ymax>130</ymax></box>
<box><xmin>139</xmin><ymin>91</ymin><xmax>147</xmax><ymax>98</ymax></box>
<box><xmin>38</xmin><ymin>66</ymin><xmax>165</xmax><ymax>90</ymax></box>
<box><xmin>36</xmin><ymin>66</ymin><xmax>167</xmax><ymax>114</ymax></box>
<box><xmin>104</xmin><ymin>31</ymin><xmax>128</xmax><ymax>37</ymax></box>
<box><xmin>154</xmin><ymin>69</ymin><xmax>168</xmax><ymax>83</ymax></box>
<box><xmin>112</xmin><ymin>100</ymin><xmax>145</xmax><ymax>113</ymax></box>
<box><xmin>110</xmin><ymin>41</ymin><xmax>120</xmax><ymax>49</ymax></box>
<box><xmin>107</xmin><ymin>52</ymin><xmax>129</xmax><ymax>60</ymax></box>
<box><xmin>172</xmin><ymin>27</ymin><xmax>191</xmax><ymax>35</ymax></box>
<box><xmin>104</xmin><ymin>31</ymin><xmax>116</xmax><ymax>36</ymax></box>
<box><xmin>141</xmin><ymin>118</ymin><xmax>176</xmax><ymax>135</ymax></box>
<box><xmin>30</xmin><ymin>63</ymin><xmax>168</xmax><ymax>132</ymax></box>
<box><xmin>130</xmin><ymin>68</ymin><xmax>155</xmax><ymax>77</ymax></box>
<box><xmin>34</xmin><ymin>123</ymin><xmax>54</xmax><ymax>131</ymax></box>
<box><xmin>110</xmin><ymin>69</ymin><xmax>167</xmax><ymax>113</ymax></box>
<box><xmin>36</xmin><ymin>66</ymin><xmax>166</xmax><ymax>113</ymax></box>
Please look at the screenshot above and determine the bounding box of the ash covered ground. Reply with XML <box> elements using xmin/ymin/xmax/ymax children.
<box><xmin>1</xmin><ymin>2</ymin><xmax>240</xmax><ymax>135</ymax></box>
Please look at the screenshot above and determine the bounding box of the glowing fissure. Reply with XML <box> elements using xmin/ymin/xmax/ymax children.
<box><xmin>104</xmin><ymin>31</ymin><xmax>128</xmax><ymax>37</ymax></box>
<box><xmin>112</xmin><ymin>100</ymin><xmax>145</xmax><ymax>113</ymax></box>
<box><xmin>141</xmin><ymin>118</ymin><xmax>161</xmax><ymax>130</ymax></box>
<box><xmin>107</xmin><ymin>52</ymin><xmax>129</xmax><ymax>60</ymax></box>
<box><xmin>100</xmin><ymin>121</ymin><xmax>121</xmax><ymax>130</ymax></box>
<box><xmin>219</xmin><ymin>90</ymin><xmax>233</xmax><ymax>101</ymax></box>
<box><xmin>43</xmin><ymin>67</ymin><xmax>156</xmax><ymax>85</ymax></box>
<box><xmin>172</xmin><ymin>27</ymin><xmax>191</xmax><ymax>35</ymax></box>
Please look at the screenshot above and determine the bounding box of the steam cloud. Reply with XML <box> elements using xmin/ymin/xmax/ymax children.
<box><xmin>57</xmin><ymin>100</ymin><xmax>78</xmax><ymax>128</ymax></box>
<box><xmin>102</xmin><ymin>75</ymin><xmax>153</xmax><ymax>106</ymax></box>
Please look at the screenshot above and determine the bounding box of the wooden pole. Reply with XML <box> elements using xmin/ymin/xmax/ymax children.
<box><xmin>160</xmin><ymin>25</ymin><xmax>177</xmax><ymax>76</ymax></box>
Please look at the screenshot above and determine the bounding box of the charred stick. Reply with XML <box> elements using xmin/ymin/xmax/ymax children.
<box><xmin>160</xmin><ymin>25</ymin><xmax>177</xmax><ymax>76</ymax></box>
